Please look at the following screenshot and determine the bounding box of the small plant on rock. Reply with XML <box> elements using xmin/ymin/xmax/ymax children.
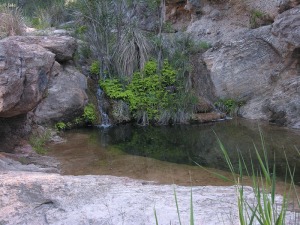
<box><xmin>90</xmin><ymin>60</ymin><xmax>100</xmax><ymax>76</ymax></box>
<box><xmin>55</xmin><ymin>121</ymin><xmax>67</xmax><ymax>131</ymax></box>
<box><xmin>29</xmin><ymin>129</ymin><xmax>51</xmax><ymax>155</ymax></box>
<box><xmin>83</xmin><ymin>103</ymin><xmax>97</xmax><ymax>124</ymax></box>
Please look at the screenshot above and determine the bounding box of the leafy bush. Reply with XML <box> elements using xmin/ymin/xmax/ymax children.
<box><xmin>83</xmin><ymin>103</ymin><xmax>97</xmax><ymax>124</ymax></box>
<box><xmin>55</xmin><ymin>121</ymin><xmax>66</xmax><ymax>131</ymax></box>
<box><xmin>100</xmin><ymin>60</ymin><xmax>196</xmax><ymax>125</ymax></box>
<box><xmin>90</xmin><ymin>61</ymin><xmax>100</xmax><ymax>76</ymax></box>
<box><xmin>214</xmin><ymin>98</ymin><xmax>245</xmax><ymax>116</ymax></box>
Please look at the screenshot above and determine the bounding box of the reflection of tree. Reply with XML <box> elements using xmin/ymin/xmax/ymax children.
<box><xmin>106</xmin><ymin>121</ymin><xmax>300</xmax><ymax>182</ymax></box>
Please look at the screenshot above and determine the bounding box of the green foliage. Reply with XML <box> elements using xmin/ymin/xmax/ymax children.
<box><xmin>214</xmin><ymin>98</ymin><xmax>245</xmax><ymax>116</ymax></box>
<box><xmin>100</xmin><ymin>60</ymin><xmax>195</xmax><ymax>125</ymax></box>
<box><xmin>198</xmin><ymin>41</ymin><xmax>211</xmax><ymax>51</ymax></box>
<box><xmin>162</xmin><ymin>21</ymin><xmax>175</xmax><ymax>33</ymax></box>
<box><xmin>29</xmin><ymin>130</ymin><xmax>51</xmax><ymax>155</ymax></box>
<box><xmin>214</xmin><ymin>131</ymin><xmax>293</xmax><ymax>225</ymax></box>
<box><xmin>83</xmin><ymin>103</ymin><xmax>97</xmax><ymax>124</ymax></box>
<box><xmin>90</xmin><ymin>61</ymin><xmax>100</xmax><ymax>76</ymax></box>
<box><xmin>75</xmin><ymin>25</ymin><xmax>87</xmax><ymax>35</ymax></box>
<box><xmin>250</xmin><ymin>10</ymin><xmax>265</xmax><ymax>29</ymax></box>
<box><xmin>55</xmin><ymin>121</ymin><xmax>66</xmax><ymax>131</ymax></box>
<box><xmin>74</xmin><ymin>117</ymin><xmax>83</xmax><ymax>125</ymax></box>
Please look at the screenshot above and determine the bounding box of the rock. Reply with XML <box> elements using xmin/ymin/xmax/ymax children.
<box><xmin>192</xmin><ymin>112</ymin><xmax>225</xmax><ymax>123</ymax></box>
<box><xmin>272</xmin><ymin>5</ymin><xmax>300</xmax><ymax>50</ymax></box>
<box><xmin>0</xmin><ymin>168</ymin><xmax>295</xmax><ymax>225</ymax></box>
<box><xmin>7</xmin><ymin>35</ymin><xmax>77</xmax><ymax>62</ymax></box>
<box><xmin>0</xmin><ymin>37</ymin><xmax>55</xmax><ymax>117</ymax></box>
<box><xmin>203</xmin><ymin>32</ymin><xmax>281</xmax><ymax>102</ymax></box>
<box><xmin>194</xmin><ymin>96</ymin><xmax>214</xmax><ymax>113</ymax></box>
<box><xmin>0</xmin><ymin>115</ymin><xmax>32</xmax><ymax>152</ymax></box>
<box><xmin>34</xmin><ymin>64</ymin><xmax>88</xmax><ymax>124</ymax></box>
<box><xmin>0</xmin><ymin>170</ymin><xmax>242</xmax><ymax>225</ymax></box>
<box><xmin>200</xmin><ymin>6</ymin><xmax>300</xmax><ymax>128</ymax></box>
<box><xmin>0</xmin><ymin>153</ymin><xmax>58</xmax><ymax>173</ymax></box>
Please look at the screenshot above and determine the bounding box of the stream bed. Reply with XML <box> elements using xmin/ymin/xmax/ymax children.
<box><xmin>48</xmin><ymin>118</ymin><xmax>300</xmax><ymax>187</ymax></box>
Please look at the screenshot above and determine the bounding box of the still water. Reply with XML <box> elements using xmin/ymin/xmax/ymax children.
<box><xmin>48</xmin><ymin>119</ymin><xmax>300</xmax><ymax>187</ymax></box>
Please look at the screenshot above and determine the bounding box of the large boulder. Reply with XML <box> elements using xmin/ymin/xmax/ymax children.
<box><xmin>201</xmin><ymin>6</ymin><xmax>300</xmax><ymax>128</ymax></box>
<box><xmin>7</xmin><ymin>36</ymin><xmax>77</xmax><ymax>62</ymax></box>
<box><xmin>0</xmin><ymin>37</ymin><xmax>55</xmax><ymax>117</ymax></box>
<box><xmin>34</xmin><ymin>64</ymin><xmax>88</xmax><ymax>124</ymax></box>
<box><xmin>271</xmin><ymin>5</ymin><xmax>300</xmax><ymax>52</ymax></box>
<box><xmin>0</xmin><ymin>34</ymin><xmax>87</xmax><ymax>152</ymax></box>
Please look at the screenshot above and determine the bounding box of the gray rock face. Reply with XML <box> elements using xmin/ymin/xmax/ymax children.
<box><xmin>199</xmin><ymin>6</ymin><xmax>300</xmax><ymax>128</ymax></box>
<box><xmin>34</xmin><ymin>64</ymin><xmax>88</xmax><ymax>124</ymax></box>
<box><xmin>272</xmin><ymin>6</ymin><xmax>300</xmax><ymax>49</ymax></box>
<box><xmin>7</xmin><ymin>36</ymin><xmax>77</xmax><ymax>62</ymax></box>
<box><xmin>0</xmin><ymin>170</ymin><xmax>242</xmax><ymax>225</ymax></box>
<box><xmin>0</xmin><ymin>34</ymin><xmax>87</xmax><ymax>151</ymax></box>
<box><xmin>1</xmin><ymin>168</ymin><xmax>296</xmax><ymax>225</ymax></box>
<box><xmin>0</xmin><ymin>37</ymin><xmax>55</xmax><ymax>117</ymax></box>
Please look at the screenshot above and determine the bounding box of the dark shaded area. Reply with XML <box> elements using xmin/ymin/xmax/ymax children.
<box><xmin>0</xmin><ymin>114</ymin><xmax>32</xmax><ymax>152</ymax></box>
<box><xmin>292</xmin><ymin>47</ymin><xmax>300</xmax><ymax>74</ymax></box>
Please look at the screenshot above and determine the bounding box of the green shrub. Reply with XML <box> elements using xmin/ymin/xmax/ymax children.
<box><xmin>198</xmin><ymin>41</ymin><xmax>211</xmax><ymax>51</ymax></box>
<box><xmin>214</xmin><ymin>98</ymin><xmax>245</xmax><ymax>116</ymax></box>
<box><xmin>90</xmin><ymin>61</ymin><xmax>100</xmax><ymax>76</ymax></box>
<box><xmin>83</xmin><ymin>103</ymin><xmax>97</xmax><ymax>124</ymax></box>
<box><xmin>100</xmin><ymin>60</ymin><xmax>195</xmax><ymax>125</ymax></box>
<box><xmin>55</xmin><ymin>121</ymin><xmax>66</xmax><ymax>131</ymax></box>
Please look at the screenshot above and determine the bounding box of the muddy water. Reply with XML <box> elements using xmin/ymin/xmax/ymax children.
<box><xmin>48</xmin><ymin>119</ymin><xmax>300</xmax><ymax>188</ymax></box>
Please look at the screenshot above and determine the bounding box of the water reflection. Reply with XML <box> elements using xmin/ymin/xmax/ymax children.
<box><xmin>48</xmin><ymin>119</ymin><xmax>300</xmax><ymax>185</ymax></box>
<box><xmin>104</xmin><ymin>119</ymin><xmax>300</xmax><ymax>182</ymax></box>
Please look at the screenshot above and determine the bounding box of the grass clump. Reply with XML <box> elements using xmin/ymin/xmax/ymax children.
<box><xmin>29</xmin><ymin>130</ymin><xmax>51</xmax><ymax>154</ymax></box>
<box><xmin>0</xmin><ymin>4</ymin><xmax>24</xmax><ymax>38</ymax></box>
<box><xmin>214</xmin><ymin>130</ymin><xmax>298</xmax><ymax>225</ymax></box>
<box><xmin>198</xmin><ymin>41</ymin><xmax>211</xmax><ymax>51</ymax></box>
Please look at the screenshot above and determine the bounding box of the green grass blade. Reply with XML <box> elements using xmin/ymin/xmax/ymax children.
<box><xmin>154</xmin><ymin>207</ymin><xmax>159</xmax><ymax>225</ymax></box>
<box><xmin>193</xmin><ymin>161</ymin><xmax>233</xmax><ymax>183</ymax></box>
<box><xmin>271</xmin><ymin>162</ymin><xmax>276</xmax><ymax>205</ymax></box>
<box><xmin>214</xmin><ymin>132</ymin><xmax>237</xmax><ymax>183</ymax></box>
<box><xmin>284</xmin><ymin>151</ymin><xmax>300</xmax><ymax>208</ymax></box>
<box><xmin>240</xmin><ymin>150</ymin><xmax>250</xmax><ymax>177</ymax></box>
<box><xmin>173</xmin><ymin>188</ymin><xmax>182</xmax><ymax>225</ymax></box>
<box><xmin>258</xmin><ymin>127</ymin><xmax>269</xmax><ymax>174</ymax></box>
<box><xmin>245</xmin><ymin>201</ymin><xmax>263</xmax><ymax>225</ymax></box>
<box><xmin>253</xmin><ymin>143</ymin><xmax>271</xmax><ymax>186</ymax></box>
<box><xmin>190</xmin><ymin>188</ymin><xmax>194</xmax><ymax>225</ymax></box>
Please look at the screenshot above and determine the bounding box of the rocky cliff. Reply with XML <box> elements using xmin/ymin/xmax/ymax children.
<box><xmin>0</xmin><ymin>34</ymin><xmax>88</xmax><ymax>152</ymax></box>
<box><xmin>167</xmin><ymin>0</ymin><xmax>300</xmax><ymax>128</ymax></box>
